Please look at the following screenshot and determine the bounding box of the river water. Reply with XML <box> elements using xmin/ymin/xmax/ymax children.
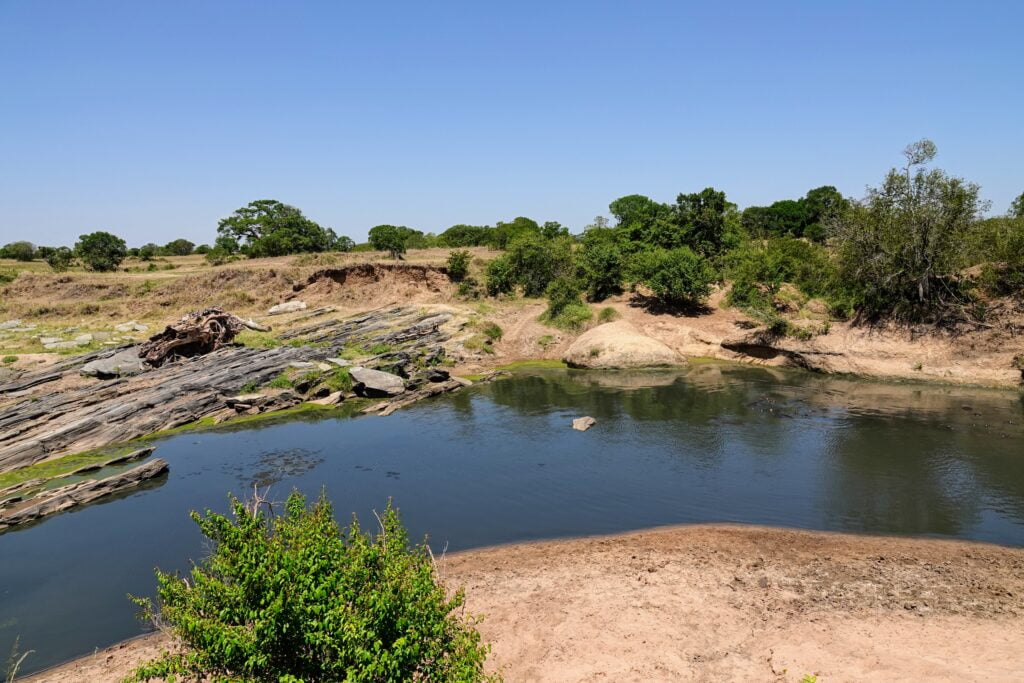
<box><xmin>2</xmin><ymin>363</ymin><xmax>1023</xmax><ymax>674</ymax></box>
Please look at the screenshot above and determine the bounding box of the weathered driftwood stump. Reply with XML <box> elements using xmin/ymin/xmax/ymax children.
<box><xmin>139</xmin><ymin>308</ymin><xmax>268</xmax><ymax>367</ymax></box>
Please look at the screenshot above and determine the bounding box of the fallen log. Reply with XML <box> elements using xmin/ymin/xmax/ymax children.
<box><xmin>0</xmin><ymin>458</ymin><xmax>169</xmax><ymax>532</ymax></box>
<box><xmin>139</xmin><ymin>308</ymin><xmax>269</xmax><ymax>367</ymax></box>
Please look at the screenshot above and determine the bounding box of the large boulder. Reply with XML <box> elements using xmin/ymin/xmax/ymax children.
<box><xmin>80</xmin><ymin>349</ymin><xmax>149</xmax><ymax>378</ymax></box>
<box><xmin>563</xmin><ymin>321</ymin><xmax>684</xmax><ymax>369</ymax></box>
<box><xmin>350</xmin><ymin>366</ymin><xmax>406</xmax><ymax>397</ymax></box>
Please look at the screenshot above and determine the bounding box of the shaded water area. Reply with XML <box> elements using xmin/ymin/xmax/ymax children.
<box><xmin>3</xmin><ymin>362</ymin><xmax>1024</xmax><ymax>674</ymax></box>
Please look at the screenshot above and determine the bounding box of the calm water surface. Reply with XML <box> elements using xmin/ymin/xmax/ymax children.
<box><xmin>3</xmin><ymin>363</ymin><xmax>1024</xmax><ymax>673</ymax></box>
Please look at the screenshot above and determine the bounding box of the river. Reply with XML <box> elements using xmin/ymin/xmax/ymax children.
<box><xmin>2</xmin><ymin>362</ymin><xmax>1023</xmax><ymax>674</ymax></box>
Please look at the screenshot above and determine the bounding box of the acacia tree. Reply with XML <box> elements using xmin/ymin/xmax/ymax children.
<box><xmin>1010</xmin><ymin>192</ymin><xmax>1024</xmax><ymax>219</ymax></box>
<box><xmin>1</xmin><ymin>241</ymin><xmax>36</xmax><ymax>261</ymax></box>
<box><xmin>217</xmin><ymin>200</ymin><xmax>338</xmax><ymax>257</ymax></box>
<box><xmin>163</xmin><ymin>238</ymin><xmax>195</xmax><ymax>256</ymax></box>
<box><xmin>828</xmin><ymin>139</ymin><xmax>988</xmax><ymax>320</ymax></box>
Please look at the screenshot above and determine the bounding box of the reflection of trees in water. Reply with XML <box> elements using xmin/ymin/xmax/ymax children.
<box><xmin>480</xmin><ymin>365</ymin><xmax>1024</xmax><ymax>539</ymax></box>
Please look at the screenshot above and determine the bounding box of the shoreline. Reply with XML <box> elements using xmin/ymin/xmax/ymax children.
<box><xmin>21</xmin><ymin>522</ymin><xmax>1024</xmax><ymax>682</ymax></box>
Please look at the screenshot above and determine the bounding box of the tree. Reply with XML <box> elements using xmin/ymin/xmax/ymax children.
<box><xmin>368</xmin><ymin>225</ymin><xmax>407</xmax><ymax>258</ymax></box>
<box><xmin>540</xmin><ymin>221</ymin><xmax>569</xmax><ymax>240</ymax></box>
<box><xmin>628</xmin><ymin>247</ymin><xmax>715</xmax><ymax>307</ymax></box>
<box><xmin>193</xmin><ymin>244</ymin><xmax>211</xmax><ymax>254</ymax></box>
<box><xmin>828</xmin><ymin>139</ymin><xmax>987</xmax><ymax>319</ymax></box>
<box><xmin>163</xmin><ymin>238</ymin><xmax>195</xmax><ymax>256</ymax></box>
<box><xmin>45</xmin><ymin>246</ymin><xmax>74</xmax><ymax>272</ymax></box>
<box><xmin>578</xmin><ymin>231</ymin><xmax>624</xmax><ymax>301</ymax></box>
<box><xmin>505</xmin><ymin>233</ymin><xmax>573</xmax><ymax>297</ymax></box>
<box><xmin>128</xmin><ymin>492</ymin><xmax>495</xmax><ymax>682</ymax></box>
<box><xmin>217</xmin><ymin>200</ymin><xmax>335</xmax><ymax>257</ymax></box>
<box><xmin>671</xmin><ymin>187</ymin><xmax>732</xmax><ymax>256</ymax></box>
<box><xmin>138</xmin><ymin>243</ymin><xmax>159</xmax><ymax>260</ymax></box>
<box><xmin>439</xmin><ymin>224</ymin><xmax>493</xmax><ymax>247</ymax></box>
<box><xmin>1010</xmin><ymin>192</ymin><xmax>1024</xmax><ymax>219</ymax></box>
<box><xmin>491</xmin><ymin>217</ymin><xmax>540</xmax><ymax>249</ymax></box>
<box><xmin>1</xmin><ymin>241</ymin><xmax>35</xmax><ymax>261</ymax></box>
<box><xmin>335</xmin><ymin>235</ymin><xmax>355</xmax><ymax>252</ymax></box>
<box><xmin>75</xmin><ymin>231</ymin><xmax>127</xmax><ymax>272</ymax></box>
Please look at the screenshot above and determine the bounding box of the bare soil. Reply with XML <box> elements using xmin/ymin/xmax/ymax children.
<box><xmin>22</xmin><ymin>524</ymin><xmax>1024</xmax><ymax>682</ymax></box>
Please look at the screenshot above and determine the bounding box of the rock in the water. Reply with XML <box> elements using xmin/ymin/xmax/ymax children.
<box><xmin>268</xmin><ymin>301</ymin><xmax>307</xmax><ymax>315</ymax></box>
<box><xmin>350</xmin><ymin>366</ymin><xmax>406</xmax><ymax>397</ymax></box>
<box><xmin>80</xmin><ymin>349</ymin><xmax>149</xmax><ymax>378</ymax></box>
<box><xmin>572</xmin><ymin>416</ymin><xmax>596</xmax><ymax>431</ymax></box>
<box><xmin>563</xmin><ymin>321</ymin><xmax>684</xmax><ymax>369</ymax></box>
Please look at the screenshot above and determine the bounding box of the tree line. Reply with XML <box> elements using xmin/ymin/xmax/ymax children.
<box><xmin>4</xmin><ymin>139</ymin><xmax>1022</xmax><ymax>325</ymax></box>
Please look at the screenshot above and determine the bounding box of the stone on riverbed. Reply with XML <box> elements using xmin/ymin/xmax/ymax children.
<box><xmin>80</xmin><ymin>349</ymin><xmax>149</xmax><ymax>378</ymax></box>
<box><xmin>572</xmin><ymin>416</ymin><xmax>596</xmax><ymax>431</ymax></box>
<box><xmin>268</xmin><ymin>301</ymin><xmax>307</xmax><ymax>315</ymax></box>
<box><xmin>350</xmin><ymin>366</ymin><xmax>406</xmax><ymax>397</ymax></box>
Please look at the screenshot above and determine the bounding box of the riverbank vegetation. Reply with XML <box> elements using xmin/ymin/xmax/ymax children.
<box><xmin>3</xmin><ymin>139</ymin><xmax>1022</xmax><ymax>335</ymax></box>
<box><xmin>128</xmin><ymin>492</ymin><xmax>496</xmax><ymax>682</ymax></box>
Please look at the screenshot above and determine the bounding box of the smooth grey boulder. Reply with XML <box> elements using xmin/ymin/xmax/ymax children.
<box><xmin>80</xmin><ymin>349</ymin><xmax>149</xmax><ymax>379</ymax></box>
<box><xmin>350</xmin><ymin>366</ymin><xmax>406</xmax><ymax>397</ymax></box>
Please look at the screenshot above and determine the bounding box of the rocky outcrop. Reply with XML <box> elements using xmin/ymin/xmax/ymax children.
<box><xmin>350</xmin><ymin>367</ymin><xmax>406</xmax><ymax>397</ymax></box>
<box><xmin>564</xmin><ymin>321</ymin><xmax>685</xmax><ymax>369</ymax></box>
<box><xmin>0</xmin><ymin>307</ymin><xmax>460</xmax><ymax>473</ymax></box>
<box><xmin>0</xmin><ymin>458</ymin><xmax>169</xmax><ymax>532</ymax></box>
<box><xmin>268</xmin><ymin>301</ymin><xmax>307</xmax><ymax>315</ymax></box>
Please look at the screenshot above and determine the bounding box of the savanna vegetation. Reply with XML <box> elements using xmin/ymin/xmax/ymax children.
<box><xmin>5</xmin><ymin>140</ymin><xmax>1022</xmax><ymax>332</ymax></box>
<box><xmin>128</xmin><ymin>491</ymin><xmax>497</xmax><ymax>682</ymax></box>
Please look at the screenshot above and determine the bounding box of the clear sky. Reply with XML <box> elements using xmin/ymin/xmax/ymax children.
<box><xmin>1</xmin><ymin>0</ymin><xmax>1021</xmax><ymax>246</ymax></box>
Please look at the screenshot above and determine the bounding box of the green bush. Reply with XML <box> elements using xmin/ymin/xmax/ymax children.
<box><xmin>45</xmin><ymin>246</ymin><xmax>74</xmax><ymax>272</ymax></box>
<box><xmin>544</xmin><ymin>276</ymin><xmax>584</xmax><ymax>319</ymax></box>
<box><xmin>578</xmin><ymin>237</ymin><xmax>623</xmax><ymax>302</ymax></box>
<box><xmin>1</xmin><ymin>241</ymin><xmax>35</xmax><ymax>261</ymax></box>
<box><xmin>724</xmin><ymin>238</ymin><xmax>836</xmax><ymax>312</ymax></box>
<box><xmin>505</xmin><ymin>233</ymin><xmax>573</xmax><ymax>297</ymax></box>
<box><xmin>480</xmin><ymin>321</ymin><xmax>503</xmax><ymax>341</ymax></box>
<box><xmin>128</xmin><ymin>492</ymin><xmax>496</xmax><ymax>682</ymax></box>
<box><xmin>597</xmin><ymin>307</ymin><xmax>618</xmax><ymax>323</ymax></box>
<box><xmin>628</xmin><ymin>247</ymin><xmax>715</xmax><ymax>307</ymax></box>
<box><xmin>2</xmin><ymin>355</ymin><xmax>16</xmax><ymax>364</ymax></box>
<box><xmin>485</xmin><ymin>256</ymin><xmax>516</xmax><ymax>296</ymax></box>
<box><xmin>974</xmin><ymin>217</ymin><xmax>1024</xmax><ymax>296</ymax></box>
<box><xmin>545</xmin><ymin>303</ymin><xmax>592</xmax><ymax>331</ymax></box>
<box><xmin>447</xmin><ymin>250</ymin><xmax>471</xmax><ymax>282</ymax></box>
<box><xmin>75</xmin><ymin>231</ymin><xmax>127</xmax><ymax>272</ymax></box>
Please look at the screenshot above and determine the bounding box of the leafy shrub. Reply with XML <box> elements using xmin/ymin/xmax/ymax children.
<box><xmin>597</xmin><ymin>306</ymin><xmax>618</xmax><ymax>323</ymax></box>
<box><xmin>544</xmin><ymin>276</ymin><xmax>584</xmax><ymax>319</ymax></box>
<box><xmin>480</xmin><ymin>321</ymin><xmax>503</xmax><ymax>341</ymax></box>
<box><xmin>457</xmin><ymin>277</ymin><xmax>480</xmax><ymax>299</ymax></box>
<box><xmin>45</xmin><ymin>246</ymin><xmax>74</xmax><ymax>272</ymax></box>
<box><xmin>2</xmin><ymin>356</ymin><xmax>16</xmax><ymax>364</ymax></box>
<box><xmin>75</xmin><ymin>231</ymin><xmax>127</xmax><ymax>272</ymax></box>
<box><xmin>545</xmin><ymin>303</ymin><xmax>592</xmax><ymax>331</ymax></box>
<box><xmin>485</xmin><ymin>256</ymin><xmax>515</xmax><ymax>296</ymax></box>
<box><xmin>447</xmin><ymin>250</ymin><xmax>471</xmax><ymax>282</ymax></box>
<box><xmin>974</xmin><ymin>217</ymin><xmax>1024</xmax><ymax>296</ymax></box>
<box><xmin>628</xmin><ymin>247</ymin><xmax>715</xmax><ymax>307</ymax></box>
<box><xmin>724</xmin><ymin>238</ymin><xmax>837</xmax><ymax>313</ymax></box>
<box><xmin>128</xmin><ymin>492</ymin><xmax>496</xmax><ymax>682</ymax></box>
<box><xmin>505</xmin><ymin>233</ymin><xmax>573</xmax><ymax>297</ymax></box>
<box><xmin>578</xmin><ymin>236</ymin><xmax>624</xmax><ymax>302</ymax></box>
<box><xmin>1</xmin><ymin>241</ymin><xmax>35</xmax><ymax>261</ymax></box>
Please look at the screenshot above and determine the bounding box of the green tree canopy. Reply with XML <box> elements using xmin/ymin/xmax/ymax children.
<box><xmin>75</xmin><ymin>231</ymin><xmax>127</xmax><ymax>271</ymax></box>
<box><xmin>1010</xmin><ymin>192</ymin><xmax>1024</xmax><ymax>219</ymax></box>
<box><xmin>828</xmin><ymin>139</ymin><xmax>987</xmax><ymax>319</ymax></box>
<box><xmin>217</xmin><ymin>199</ymin><xmax>336</xmax><ymax>257</ymax></box>
<box><xmin>45</xmin><ymin>246</ymin><xmax>74</xmax><ymax>272</ymax></box>
<box><xmin>368</xmin><ymin>224</ymin><xmax>408</xmax><ymax>258</ymax></box>
<box><xmin>163</xmin><ymin>238</ymin><xmax>195</xmax><ymax>256</ymax></box>
<box><xmin>0</xmin><ymin>241</ymin><xmax>35</xmax><ymax>261</ymax></box>
<box><xmin>438</xmin><ymin>224</ymin><xmax>493</xmax><ymax>247</ymax></box>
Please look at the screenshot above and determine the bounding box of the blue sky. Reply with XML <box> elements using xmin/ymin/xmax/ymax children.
<box><xmin>1</xmin><ymin>0</ymin><xmax>1021</xmax><ymax>246</ymax></box>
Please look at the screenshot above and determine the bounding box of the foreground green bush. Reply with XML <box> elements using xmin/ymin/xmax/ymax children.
<box><xmin>128</xmin><ymin>492</ymin><xmax>497</xmax><ymax>682</ymax></box>
<box><xmin>628</xmin><ymin>247</ymin><xmax>715</xmax><ymax>307</ymax></box>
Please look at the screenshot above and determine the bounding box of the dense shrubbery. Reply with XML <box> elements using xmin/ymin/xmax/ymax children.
<box><xmin>628</xmin><ymin>247</ymin><xmax>715</xmax><ymax>307</ymax></box>
<box><xmin>217</xmin><ymin>199</ymin><xmax>341</xmax><ymax>257</ymax></box>
<box><xmin>0</xmin><ymin>241</ymin><xmax>36</xmax><ymax>261</ymax></box>
<box><xmin>446</xmin><ymin>249</ymin><xmax>471</xmax><ymax>282</ymax></box>
<box><xmin>129</xmin><ymin>492</ymin><xmax>496</xmax><ymax>683</ymax></box>
<box><xmin>45</xmin><ymin>246</ymin><xmax>74</xmax><ymax>272</ymax></box>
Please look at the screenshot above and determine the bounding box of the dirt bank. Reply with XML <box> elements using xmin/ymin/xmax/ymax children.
<box><xmin>23</xmin><ymin>524</ymin><xmax>1024</xmax><ymax>682</ymax></box>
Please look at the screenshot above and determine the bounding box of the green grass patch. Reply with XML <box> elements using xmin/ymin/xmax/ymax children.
<box><xmin>265</xmin><ymin>373</ymin><xmax>294</xmax><ymax>389</ymax></box>
<box><xmin>235</xmin><ymin>330</ymin><xmax>282</xmax><ymax>349</ymax></box>
<box><xmin>2</xmin><ymin>355</ymin><xmax>16</xmax><ymax>364</ymax></box>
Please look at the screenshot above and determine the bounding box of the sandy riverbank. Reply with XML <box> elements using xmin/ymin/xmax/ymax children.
<box><xmin>22</xmin><ymin>524</ymin><xmax>1024</xmax><ymax>682</ymax></box>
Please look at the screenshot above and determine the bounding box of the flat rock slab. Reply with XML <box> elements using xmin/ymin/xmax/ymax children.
<box><xmin>572</xmin><ymin>416</ymin><xmax>597</xmax><ymax>431</ymax></box>
<box><xmin>0</xmin><ymin>458</ymin><xmax>169</xmax><ymax>532</ymax></box>
<box><xmin>80</xmin><ymin>349</ymin><xmax>149</xmax><ymax>379</ymax></box>
<box><xmin>350</xmin><ymin>366</ymin><xmax>406</xmax><ymax>397</ymax></box>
